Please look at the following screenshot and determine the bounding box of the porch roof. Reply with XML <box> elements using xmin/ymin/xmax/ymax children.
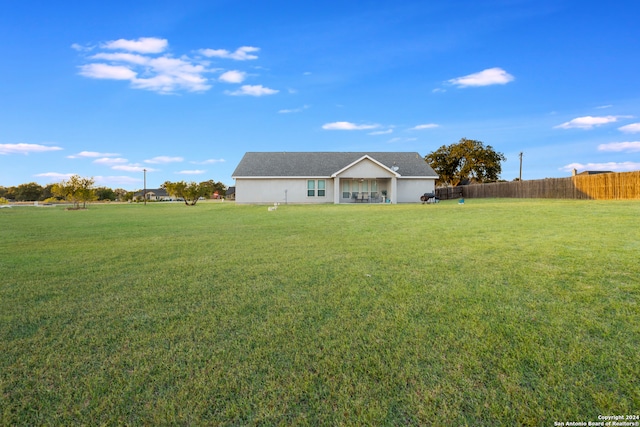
<box><xmin>232</xmin><ymin>152</ymin><xmax>438</xmax><ymax>178</ymax></box>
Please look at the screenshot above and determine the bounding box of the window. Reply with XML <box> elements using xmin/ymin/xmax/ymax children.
<box><xmin>307</xmin><ymin>180</ymin><xmax>326</xmax><ymax>197</ymax></box>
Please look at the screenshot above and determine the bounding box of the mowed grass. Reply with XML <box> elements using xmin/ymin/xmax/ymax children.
<box><xmin>1</xmin><ymin>199</ymin><xmax>638</xmax><ymax>425</ymax></box>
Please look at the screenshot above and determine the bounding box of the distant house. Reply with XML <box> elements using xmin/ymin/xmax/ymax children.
<box><xmin>572</xmin><ymin>169</ymin><xmax>613</xmax><ymax>176</ymax></box>
<box><xmin>232</xmin><ymin>152</ymin><xmax>438</xmax><ymax>204</ymax></box>
<box><xmin>225</xmin><ymin>186</ymin><xmax>236</xmax><ymax>200</ymax></box>
<box><xmin>132</xmin><ymin>188</ymin><xmax>172</xmax><ymax>201</ymax></box>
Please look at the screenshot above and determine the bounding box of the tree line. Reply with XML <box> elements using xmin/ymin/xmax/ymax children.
<box><xmin>160</xmin><ymin>180</ymin><xmax>226</xmax><ymax>206</ymax></box>
<box><xmin>0</xmin><ymin>178</ymin><xmax>227</xmax><ymax>206</ymax></box>
<box><xmin>0</xmin><ymin>180</ymin><xmax>131</xmax><ymax>203</ymax></box>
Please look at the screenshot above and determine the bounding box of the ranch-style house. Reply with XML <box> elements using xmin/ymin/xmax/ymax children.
<box><xmin>232</xmin><ymin>152</ymin><xmax>438</xmax><ymax>204</ymax></box>
<box><xmin>132</xmin><ymin>188</ymin><xmax>171</xmax><ymax>201</ymax></box>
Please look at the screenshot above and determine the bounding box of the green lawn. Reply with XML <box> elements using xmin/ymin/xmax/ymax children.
<box><xmin>1</xmin><ymin>200</ymin><xmax>638</xmax><ymax>425</ymax></box>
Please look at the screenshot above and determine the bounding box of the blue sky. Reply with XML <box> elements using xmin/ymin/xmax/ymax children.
<box><xmin>1</xmin><ymin>0</ymin><xmax>639</xmax><ymax>190</ymax></box>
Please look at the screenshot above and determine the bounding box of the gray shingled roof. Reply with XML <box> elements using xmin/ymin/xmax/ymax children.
<box><xmin>232</xmin><ymin>152</ymin><xmax>438</xmax><ymax>177</ymax></box>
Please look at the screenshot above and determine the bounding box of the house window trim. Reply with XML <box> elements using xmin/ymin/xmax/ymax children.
<box><xmin>307</xmin><ymin>179</ymin><xmax>326</xmax><ymax>198</ymax></box>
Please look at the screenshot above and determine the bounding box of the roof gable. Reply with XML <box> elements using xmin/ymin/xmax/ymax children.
<box><xmin>331</xmin><ymin>155</ymin><xmax>400</xmax><ymax>178</ymax></box>
<box><xmin>232</xmin><ymin>152</ymin><xmax>438</xmax><ymax>178</ymax></box>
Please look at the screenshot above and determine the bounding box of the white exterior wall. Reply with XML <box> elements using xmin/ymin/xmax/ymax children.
<box><xmin>236</xmin><ymin>177</ymin><xmax>435</xmax><ymax>204</ymax></box>
<box><xmin>396</xmin><ymin>179</ymin><xmax>435</xmax><ymax>203</ymax></box>
<box><xmin>235</xmin><ymin>178</ymin><xmax>334</xmax><ymax>204</ymax></box>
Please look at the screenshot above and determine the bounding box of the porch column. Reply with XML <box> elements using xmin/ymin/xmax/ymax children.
<box><xmin>333</xmin><ymin>176</ymin><xmax>340</xmax><ymax>204</ymax></box>
<box><xmin>391</xmin><ymin>176</ymin><xmax>398</xmax><ymax>204</ymax></box>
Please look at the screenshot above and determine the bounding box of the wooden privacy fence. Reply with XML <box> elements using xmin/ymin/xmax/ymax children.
<box><xmin>438</xmin><ymin>171</ymin><xmax>640</xmax><ymax>200</ymax></box>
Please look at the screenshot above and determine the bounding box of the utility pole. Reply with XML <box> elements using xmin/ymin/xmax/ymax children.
<box><xmin>143</xmin><ymin>168</ymin><xmax>147</xmax><ymax>205</ymax></box>
<box><xmin>519</xmin><ymin>152</ymin><xmax>523</xmax><ymax>181</ymax></box>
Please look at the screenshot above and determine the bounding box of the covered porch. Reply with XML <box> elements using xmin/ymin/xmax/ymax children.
<box><xmin>337</xmin><ymin>178</ymin><xmax>391</xmax><ymax>203</ymax></box>
<box><xmin>331</xmin><ymin>155</ymin><xmax>400</xmax><ymax>204</ymax></box>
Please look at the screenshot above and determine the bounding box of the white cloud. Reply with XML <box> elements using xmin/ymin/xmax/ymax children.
<box><xmin>410</xmin><ymin>124</ymin><xmax>439</xmax><ymax>130</ymax></box>
<box><xmin>619</xmin><ymin>123</ymin><xmax>640</xmax><ymax>133</ymax></box>
<box><xmin>76</xmin><ymin>39</ymin><xmax>277</xmax><ymax>95</ymax></box>
<box><xmin>78</xmin><ymin>41</ymin><xmax>212</xmax><ymax>94</ymax></box>
<box><xmin>554</xmin><ymin>115</ymin><xmax>620</xmax><ymax>130</ymax></box>
<box><xmin>561</xmin><ymin>162</ymin><xmax>640</xmax><ymax>172</ymax></box>
<box><xmin>368</xmin><ymin>129</ymin><xmax>393</xmax><ymax>135</ymax></box>
<box><xmin>0</xmin><ymin>143</ymin><xmax>63</xmax><ymax>155</ymax></box>
<box><xmin>93</xmin><ymin>157</ymin><xmax>129</xmax><ymax>165</ymax></box>
<box><xmin>79</xmin><ymin>63</ymin><xmax>137</xmax><ymax>80</ymax></box>
<box><xmin>112</xmin><ymin>164</ymin><xmax>158</xmax><ymax>172</ymax></box>
<box><xmin>596</xmin><ymin>104</ymin><xmax>613</xmax><ymax>109</ymax></box>
<box><xmin>176</xmin><ymin>170</ymin><xmax>206</xmax><ymax>175</ymax></box>
<box><xmin>432</xmin><ymin>88</ymin><xmax>446</xmax><ymax>93</ymax></box>
<box><xmin>102</xmin><ymin>37</ymin><xmax>168</xmax><ymax>54</ymax></box>
<box><xmin>134</xmin><ymin>74</ymin><xmax>210</xmax><ymax>94</ymax></box>
<box><xmin>597</xmin><ymin>141</ymin><xmax>640</xmax><ymax>152</ymax></box>
<box><xmin>191</xmin><ymin>158</ymin><xmax>225</xmax><ymax>165</ymax></box>
<box><xmin>144</xmin><ymin>156</ymin><xmax>183</xmax><ymax>164</ymax></box>
<box><xmin>219</xmin><ymin>70</ymin><xmax>247</xmax><ymax>83</ymax></box>
<box><xmin>278</xmin><ymin>105</ymin><xmax>309</xmax><ymax>114</ymax></box>
<box><xmin>34</xmin><ymin>172</ymin><xmax>75</xmax><ymax>180</ymax></box>
<box><xmin>225</xmin><ymin>85</ymin><xmax>278</xmax><ymax>96</ymax></box>
<box><xmin>388</xmin><ymin>137</ymin><xmax>418</xmax><ymax>143</ymax></box>
<box><xmin>322</xmin><ymin>121</ymin><xmax>380</xmax><ymax>131</ymax></box>
<box><xmin>133</xmin><ymin>56</ymin><xmax>210</xmax><ymax>93</ymax></box>
<box><xmin>448</xmin><ymin>67</ymin><xmax>515</xmax><ymax>87</ymax></box>
<box><xmin>68</xmin><ymin>151</ymin><xmax>120</xmax><ymax>159</ymax></box>
<box><xmin>71</xmin><ymin>43</ymin><xmax>93</xmax><ymax>52</ymax></box>
<box><xmin>90</xmin><ymin>53</ymin><xmax>211</xmax><ymax>92</ymax></box>
<box><xmin>199</xmin><ymin>46</ymin><xmax>259</xmax><ymax>61</ymax></box>
<box><xmin>91</xmin><ymin>52</ymin><xmax>150</xmax><ymax>66</ymax></box>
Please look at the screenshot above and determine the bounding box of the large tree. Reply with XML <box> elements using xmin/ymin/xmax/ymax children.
<box><xmin>41</xmin><ymin>183</ymin><xmax>58</xmax><ymax>201</ymax></box>
<box><xmin>52</xmin><ymin>175</ymin><xmax>96</xmax><ymax>209</ymax></box>
<box><xmin>14</xmin><ymin>182</ymin><xmax>43</xmax><ymax>201</ymax></box>
<box><xmin>95</xmin><ymin>187</ymin><xmax>116</xmax><ymax>201</ymax></box>
<box><xmin>199</xmin><ymin>179</ymin><xmax>227</xmax><ymax>198</ymax></box>
<box><xmin>425</xmin><ymin>138</ymin><xmax>506</xmax><ymax>186</ymax></box>
<box><xmin>162</xmin><ymin>181</ymin><xmax>213</xmax><ymax>206</ymax></box>
<box><xmin>113</xmin><ymin>188</ymin><xmax>133</xmax><ymax>202</ymax></box>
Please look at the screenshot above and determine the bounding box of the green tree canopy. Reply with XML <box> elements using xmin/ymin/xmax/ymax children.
<box><xmin>0</xmin><ymin>186</ymin><xmax>17</xmax><ymax>200</ymax></box>
<box><xmin>52</xmin><ymin>175</ymin><xmax>96</xmax><ymax>209</ymax></box>
<box><xmin>162</xmin><ymin>181</ymin><xmax>213</xmax><ymax>206</ymax></box>
<box><xmin>113</xmin><ymin>188</ymin><xmax>133</xmax><ymax>202</ymax></box>
<box><xmin>14</xmin><ymin>182</ymin><xmax>43</xmax><ymax>201</ymax></box>
<box><xmin>95</xmin><ymin>187</ymin><xmax>116</xmax><ymax>201</ymax></box>
<box><xmin>199</xmin><ymin>179</ymin><xmax>227</xmax><ymax>197</ymax></box>
<box><xmin>41</xmin><ymin>183</ymin><xmax>59</xmax><ymax>201</ymax></box>
<box><xmin>425</xmin><ymin>138</ymin><xmax>506</xmax><ymax>186</ymax></box>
